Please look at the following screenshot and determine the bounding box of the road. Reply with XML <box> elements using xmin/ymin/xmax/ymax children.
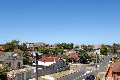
<box><xmin>56</xmin><ymin>54</ymin><xmax>113</xmax><ymax>80</ymax></box>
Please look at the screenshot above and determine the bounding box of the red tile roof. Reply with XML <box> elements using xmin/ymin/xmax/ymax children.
<box><xmin>39</xmin><ymin>56</ymin><xmax>59</xmax><ymax>62</ymax></box>
<box><xmin>0</xmin><ymin>46</ymin><xmax>4</xmax><ymax>51</ymax></box>
<box><xmin>69</xmin><ymin>53</ymin><xmax>80</xmax><ymax>60</ymax></box>
<box><xmin>110</xmin><ymin>61</ymin><xmax>120</xmax><ymax>72</ymax></box>
<box><xmin>50</xmin><ymin>45</ymin><xmax>59</xmax><ymax>49</ymax></box>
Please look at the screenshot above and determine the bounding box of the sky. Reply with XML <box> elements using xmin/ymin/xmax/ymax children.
<box><xmin>0</xmin><ymin>0</ymin><xmax>120</xmax><ymax>45</ymax></box>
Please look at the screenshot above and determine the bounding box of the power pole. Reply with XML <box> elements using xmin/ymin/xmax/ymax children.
<box><xmin>96</xmin><ymin>52</ymin><xmax>97</xmax><ymax>79</ymax></box>
<box><xmin>33</xmin><ymin>43</ymin><xmax>38</xmax><ymax>80</ymax></box>
<box><xmin>35</xmin><ymin>52</ymin><xmax>38</xmax><ymax>80</ymax></box>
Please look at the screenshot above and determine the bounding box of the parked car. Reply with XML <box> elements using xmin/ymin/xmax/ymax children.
<box><xmin>85</xmin><ymin>75</ymin><xmax>95</xmax><ymax>80</ymax></box>
<box><xmin>88</xmin><ymin>62</ymin><xmax>95</xmax><ymax>66</ymax></box>
<box><xmin>89</xmin><ymin>75</ymin><xmax>95</xmax><ymax>79</ymax></box>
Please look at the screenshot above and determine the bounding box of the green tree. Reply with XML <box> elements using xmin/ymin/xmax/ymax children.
<box><xmin>0</xmin><ymin>65</ymin><xmax>7</xmax><ymax>80</ymax></box>
<box><xmin>20</xmin><ymin>52</ymin><xmax>32</xmax><ymax>65</ymax></box>
<box><xmin>19</xmin><ymin>43</ymin><xmax>27</xmax><ymax>52</ymax></box>
<box><xmin>4</xmin><ymin>40</ymin><xmax>19</xmax><ymax>52</ymax></box>
<box><xmin>38</xmin><ymin>47</ymin><xmax>50</xmax><ymax>56</ymax></box>
<box><xmin>78</xmin><ymin>50</ymin><xmax>91</xmax><ymax>63</ymax></box>
<box><xmin>55</xmin><ymin>43</ymin><xmax>74</xmax><ymax>50</ymax></box>
<box><xmin>100</xmin><ymin>46</ymin><xmax>108</xmax><ymax>55</ymax></box>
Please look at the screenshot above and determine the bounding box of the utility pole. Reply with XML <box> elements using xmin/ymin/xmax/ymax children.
<box><xmin>33</xmin><ymin>43</ymin><xmax>38</xmax><ymax>80</ymax></box>
<box><xmin>96</xmin><ymin>52</ymin><xmax>97</xmax><ymax>79</ymax></box>
<box><xmin>35</xmin><ymin>52</ymin><xmax>38</xmax><ymax>80</ymax></box>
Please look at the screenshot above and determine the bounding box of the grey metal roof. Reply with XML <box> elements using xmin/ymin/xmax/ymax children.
<box><xmin>0</xmin><ymin>52</ymin><xmax>22</xmax><ymax>61</ymax></box>
<box><xmin>0</xmin><ymin>52</ymin><xmax>13</xmax><ymax>61</ymax></box>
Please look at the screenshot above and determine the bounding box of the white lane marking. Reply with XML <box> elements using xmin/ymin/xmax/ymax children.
<box><xmin>86</xmin><ymin>71</ymin><xmax>90</xmax><ymax>74</ymax></box>
<box><xmin>84</xmin><ymin>73</ymin><xmax>86</xmax><ymax>75</ymax></box>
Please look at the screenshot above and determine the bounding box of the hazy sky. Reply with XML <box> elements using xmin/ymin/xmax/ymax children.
<box><xmin>0</xmin><ymin>0</ymin><xmax>120</xmax><ymax>45</ymax></box>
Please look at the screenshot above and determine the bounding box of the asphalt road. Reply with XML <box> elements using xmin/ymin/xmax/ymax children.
<box><xmin>56</xmin><ymin>54</ymin><xmax>113</xmax><ymax>80</ymax></box>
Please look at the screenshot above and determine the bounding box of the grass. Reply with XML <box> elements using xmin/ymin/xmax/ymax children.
<box><xmin>95</xmin><ymin>72</ymin><xmax>105</xmax><ymax>80</ymax></box>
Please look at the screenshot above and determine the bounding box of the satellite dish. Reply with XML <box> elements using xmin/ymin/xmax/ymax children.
<box><xmin>13</xmin><ymin>54</ymin><xmax>18</xmax><ymax>57</ymax></box>
<box><xmin>12</xmin><ymin>54</ymin><xmax>18</xmax><ymax>59</ymax></box>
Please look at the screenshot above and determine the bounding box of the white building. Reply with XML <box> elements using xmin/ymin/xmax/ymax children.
<box><xmin>33</xmin><ymin>56</ymin><xmax>68</xmax><ymax>74</ymax></box>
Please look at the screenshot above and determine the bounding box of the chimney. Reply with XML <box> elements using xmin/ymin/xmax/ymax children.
<box><xmin>54</xmin><ymin>58</ymin><xmax>56</xmax><ymax>62</ymax></box>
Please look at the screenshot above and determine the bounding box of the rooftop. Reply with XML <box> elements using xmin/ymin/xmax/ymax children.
<box><xmin>0</xmin><ymin>52</ymin><xmax>13</xmax><ymax>61</ymax></box>
<box><xmin>110</xmin><ymin>61</ymin><xmax>120</xmax><ymax>72</ymax></box>
<box><xmin>39</xmin><ymin>56</ymin><xmax>59</xmax><ymax>62</ymax></box>
<box><xmin>69</xmin><ymin>53</ymin><xmax>79</xmax><ymax>60</ymax></box>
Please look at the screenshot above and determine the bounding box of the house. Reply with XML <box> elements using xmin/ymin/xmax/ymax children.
<box><xmin>0</xmin><ymin>52</ymin><xmax>23</xmax><ymax>71</ymax></box>
<box><xmin>56</xmin><ymin>54</ymin><xmax>67</xmax><ymax>59</ymax></box>
<box><xmin>0</xmin><ymin>45</ymin><xmax>4</xmax><ymax>51</ymax></box>
<box><xmin>14</xmin><ymin>49</ymin><xmax>23</xmax><ymax>53</ymax></box>
<box><xmin>105</xmin><ymin>61</ymin><xmax>120</xmax><ymax>80</ymax></box>
<box><xmin>73</xmin><ymin>45</ymin><xmax>81</xmax><ymax>51</ymax></box>
<box><xmin>49</xmin><ymin>45</ymin><xmax>59</xmax><ymax>49</ymax></box>
<box><xmin>66</xmin><ymin>50</ymin><xmax>76</xmax><ymax>56</ymax></box>
<box><xmin>32</xmin><ymin>56</ymin><xmax>68</xmax><ymax>74</ymax></box>
<box><xmin>68</xmin><ymin>53</ymin><xmax>80</xmax><ymax>63</ymax></box>
<box><xmin>25</xmin><ymin>42</ymin><xmax>46</xmax><ymax>48</ymax></box>
<box><xmin>93</xmin><ymin>45</ymin><xmax>102</xmax><ymax>50</ymax></box>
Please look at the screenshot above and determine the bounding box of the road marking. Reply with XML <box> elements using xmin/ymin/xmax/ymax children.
<box><xmin>84</xmin><ymin>73</ymin><xmax>86</xmax><ymax>75</ymax></box>
<box><xmin>86</xmin><ymin>71</ymin><xmax>90</xmax><ymax>74</ymax></box>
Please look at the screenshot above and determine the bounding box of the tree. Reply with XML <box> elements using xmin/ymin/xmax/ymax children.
<box><xmin>21</xmin><ymin>52</ymin><xmax>32</xmax><ymax>65</ymax></box>
<box><xmin>86</xmin><ymin>45</ymin><xmax>94</xmax><ymax>52</ymax></box>
<box><xmin>0</xmin><ymin>65</ymin><xmax>7</xmax><ymax>80</ymax></box>
<box><xmin>4</xmin><ymin>40</ymin><xmax>19</xmax><ymax>52</ymax></box>
<box><xmin>111</xmin><ymin>43</ymin><xmax>118</xmax><ymax>54</ymax></box>
<box><xmin>38</xmin><ymin>47</ymin><xmax>50</xmax><ymax>56</ymax></box>
<box><xmin>19</xmin><ymin>43</ymin><xmax>27</xmax><ymax>52</ymax></box>
<box><xmin>78</xmin><ymin>50</ymin><xmax>91</xmax><ymax>63</ymax></box>
<box><xmin>55</xmin><ymin>43</ymin><xmax>74</xmax><ymax>50</ymax></box>
<box><xmin>100</xmin><ymin>46</ymin><xmax>108</xmax><ymax>55</ymax></box>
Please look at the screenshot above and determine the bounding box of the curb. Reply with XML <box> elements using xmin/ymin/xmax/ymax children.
<box><xmin>55</xmin><ymin>69</ymin><xmax>81</xmax><ymax>79</ymax></box>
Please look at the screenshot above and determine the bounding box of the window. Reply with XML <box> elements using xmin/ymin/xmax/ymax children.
<box><xmin>18</xmin><ymin>62</ymin><xmax>20</xmax><ymax>69</ymax></box>
<box><xmin>9</xmin><ymin>62</ymin><xmax>11</xmax><ymax>67</ymax></box>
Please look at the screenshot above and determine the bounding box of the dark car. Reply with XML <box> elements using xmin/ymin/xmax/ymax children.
<box><xmin>85</xmin><ymin>75</ymin><xmax>95</xmax><ymax>80</ymax></box>
<box><xmin>89</xmin><ymin>75</ymin><xmax>95</xmax><ymax>79</ymax></box>
<box><xmin>85</xmin><ymin>76</ymin><xmax>90</xmax><ymax>80</ymax></box>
